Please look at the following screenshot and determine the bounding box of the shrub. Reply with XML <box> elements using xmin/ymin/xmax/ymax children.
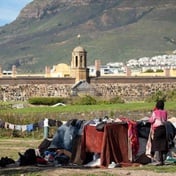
<box><xmin>75</xmin><ymin>95</ymin><xmax>97</xmax><ymax>105</ymax></box>
<box><xmin>109</xmin><ymin>96</ymin><xmax>125</xmax><ymax>104</ymax></box>
<box><xmin>156</xmin><ymin>69</ymin><xmax>163</xmax><ymax>72</ymax></box>
<box><xmin>28</xmin><ymin>97</ymin><xmax>65</xmax><ymax>105</ymax></box>
<box><xmin>0</xmin><ymin>102</ymin><xmax>12</xmax><ymax>110</ymax></box>
<box><xmin>166</xmin><ymin>89</ymin><xmax>176</xmax><ymax>101</ymax></box>
<box><xmin>145</xmin><ymin>89</ymin><xmax>176</xmax><ymax>103</ymax></box>
<box><xmin>145</xmin><ymin>69</ymin><xmax>154</xmax><ymax>73</ymax></box>
<box><xmin>145</xmin><ymin>90</ymin><xmax>166</xmax><ymax>103</ymax></box>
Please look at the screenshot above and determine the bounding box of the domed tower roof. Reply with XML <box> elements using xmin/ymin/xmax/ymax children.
<box><xmin>71</xmin><ymin>45</ymin><xmax>88</xmax><ymax>83</ymax></box>
<box><xmin>73</xmin><ymin>46</ymin><xmax>86</xmax><ymax>52</ymax></box>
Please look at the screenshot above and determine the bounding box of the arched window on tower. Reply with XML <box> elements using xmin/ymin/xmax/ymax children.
<box><xmin>80</xmin><ymin>56</ymin><xmax>83</xmax><ymax>68</ymax></box>
<box><xmin>84</xmin><ymin>55</ymin><xmax>86</xmax><ymax>67</ymax></box>
<box><xmin>75</xmin><ymin>56</ymin><xmax>78</xmax><ymax>67</ymax></box>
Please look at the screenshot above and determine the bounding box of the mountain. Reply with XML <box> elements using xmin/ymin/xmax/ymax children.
<box><xmin>0</xmin><ymin>0</ymin><xmax>176</xmax><ymax>73</ymax></box>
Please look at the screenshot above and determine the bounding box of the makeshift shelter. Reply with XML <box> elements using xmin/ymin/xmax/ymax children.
<box><xmin>44</xmin><ymin>117</ymin><xmax>176</xmax><ymax>168</ymax></box>
<box><xmin>3</xmin><ymin>117</ymin><xmax>175</xmax><ymax>168</ymax></box>
<box><xmin>41</xmin><ymin>117</ymin><xmax>147</xmax><ymax>167</ymax></box>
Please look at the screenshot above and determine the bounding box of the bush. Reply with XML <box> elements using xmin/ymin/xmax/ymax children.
<box><xmin>109</xmin><ymin>96</ymin><xmax>125</xmax><ymax>104</ymax></box>
<box><xmin>145</xmin><ymin>90</ymin><xmax>166</xmax><ymax>103</ymax></box>
<box><xmin>156</xmin><ymin>69</ymin><xmax>163</xmax><ymax>72</ymax></box>
<box><xmin>145</xmin><ymin>89</ymin><xmax>176</xmax><ymax>103</ymax></box>
<box><xmin>145</xmin><ymin>69</ymin><xmax>154</xmax><ymax>73</ymax></box>
<box><xmin>28</xmin><ymin>97</ymin><xmax>65</xmax><ymax>105</ymax></box>
<box><xmin>0</xmin><ymin>102</ymin><xmax>12</xmax><ymax>110</ymax></box>
<box><xmin>75</xmin><ymin>95</ymin><xmax>97</xmax><ymax>105</ymax></box>
<box><xmin>166</xmin><ymin>89</ymin><xmax>176</xmax><ymax>101</ymax></box>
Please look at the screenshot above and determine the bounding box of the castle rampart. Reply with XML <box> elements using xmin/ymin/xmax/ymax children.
<box><xmin>0</xmin><ymin>76</ymin><xmax>176</xmax><ymax>102</ymax></box>
<box><xmin>90</xmin><ymin>77</ymin><xmax>176</xmax><ymax>101</ymax></box>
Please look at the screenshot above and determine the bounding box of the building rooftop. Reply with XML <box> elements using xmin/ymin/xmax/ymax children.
<box><xmin>73</xmin><ymin>46</ymin><xmax>86</xmax><ymax>52</ymax></box>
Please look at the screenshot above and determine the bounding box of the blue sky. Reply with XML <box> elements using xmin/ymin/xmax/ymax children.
<box><xmin>0</xmin><ymin>0</ymin><xmax>33</xmax><ymax>27</ymax></box>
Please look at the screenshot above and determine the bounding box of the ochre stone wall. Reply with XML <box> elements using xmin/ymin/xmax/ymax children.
<box><xmin>90</xmin><ymin>77</ymin><xmax>176</xmax><ymax>101</ymax></box>
<box><xmin>0</xmin><ymin>84</ymin><xmax>73</xmax><ymax>101</ymax></box>
<box><xmin>92</xmin><ymin>82</ymin><xmax>176</xmax><ymax>101</ymax></box>
<box><xmin>0</xmin><ymin>77</ymin><xmax>75</xmax><ymax>101</ymax></box>
<box><xmin>0</xmin><ymin>77</ymin><xmax>176</xmax><ymax>101</ymax></box>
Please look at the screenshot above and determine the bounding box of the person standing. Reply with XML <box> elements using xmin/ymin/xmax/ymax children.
<box><xmin>149</xmin><ymin>99</ymin><xmax>168</xmax><ymax>165</ymax></box>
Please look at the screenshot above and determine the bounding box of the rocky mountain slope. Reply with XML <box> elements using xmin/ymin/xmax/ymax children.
<box><xmin>0</xmin><ymin>0</ymin><xmax>175</xmax><ymax>73</ymax></box>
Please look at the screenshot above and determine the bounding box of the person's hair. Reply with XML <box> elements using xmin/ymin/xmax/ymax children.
<box><xmin>156</xmin><ymin>100</ymin><xmax>165</xmax><ymax>110</ymax></box>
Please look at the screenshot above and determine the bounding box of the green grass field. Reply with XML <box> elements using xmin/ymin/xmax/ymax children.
<box><xmin>0</xmin><ymin>101</ymin><xmax>176</xmax><ymax>123</ymax></box>
<box><xmin>0</xmin><ymin>139</ymin><xmax>176</xmax><ymax>176</ymax></box>
<box><xmin>0</xmin><ymin>101</ymin><xmax>176</xmax><ymax>175</ymax></box>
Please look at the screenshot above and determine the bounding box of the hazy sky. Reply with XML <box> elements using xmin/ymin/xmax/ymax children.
<box><xmin>0</xmin><ymin>0</ymin><xmax>33</xmax><ymax>27</ymax></box>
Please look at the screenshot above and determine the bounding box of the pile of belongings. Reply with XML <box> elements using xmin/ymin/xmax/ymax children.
<box><xmin>1</xmin><ymin>116</ymin><xmax>176</xmax><ymax>168</ymax></box>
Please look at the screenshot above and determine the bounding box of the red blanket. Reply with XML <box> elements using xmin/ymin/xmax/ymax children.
<box><xmin>81</xmin><ymin>125</ymin><xmax>104</xmax><ymax>160</ymax></box>
<box><xmin>81</xmin><ymin>123</ymin><xmax>130</xmax><ymax>167</ymax></box>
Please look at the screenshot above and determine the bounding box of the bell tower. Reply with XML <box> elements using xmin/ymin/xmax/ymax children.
<box><xmin>71</xmin><ymin>46</ymin><xmax>89</xmax><ymax>83</ymax></box>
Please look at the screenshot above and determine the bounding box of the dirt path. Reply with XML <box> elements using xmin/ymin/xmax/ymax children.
<box><xmin>43</xmin><ymin>167</ymin><xmax>175</xmax><ymax>176</ymax></box>
<box><xmin>1</xmin><ymin>165</ymin><xmax>175</xmax><ymax>176</ymax></box>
